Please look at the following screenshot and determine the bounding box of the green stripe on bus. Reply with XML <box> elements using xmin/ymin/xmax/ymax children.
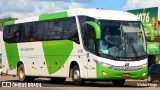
<box><xmin>84</xmin><ymin>21</ymin><xmax>101</xmax><ymax>39</ymax></box>
<box><xmin>42</xmin><ymin>40</ymin><xmax>73</xmax><ymax>74</ymax></box>
<box><xmin>39</xmin><ymin>11</ymin><xmax>68</xmax><ymax>21</ymax></box>
<box><xmin>4</xmin><ymin>20</ymin><xmax>15</xmax><ymax>26</ymax></box>
<box><xmin>5</xmin><ymin>43</ymin><xmax>19</xmax><ymax>70</ymax></box>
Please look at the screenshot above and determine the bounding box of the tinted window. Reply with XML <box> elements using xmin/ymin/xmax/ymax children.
<box><xmin>23</xmin><ymin>23</ymin><xmax>30</xmax><ymax>42</ymax></box>
<box><xmin>36</xmin><ymin>21</ymin><xmax>44</xmax><ymax>41</ymax></box>
<box><xmin>81</xmin><ymin>24</ymin><xmax>87</xmax><ymax>48</ymax></box>
<box><xmin>3</xmin><ymin>25</ymin><xmax>15</xmax><ymax>43</ymax></box>
<box><xmin>49</xmin><ymin>19</ymin><xmax>63</xmax><ymax>40</ymax></box>
<box><xmin>149</xmin><ymin>64</ymin><xmax>158</xmax><ymax>71</ymax></box>
<box><xmin>3</xmin><ymin>17</ymin><xmax>79</xmax><ymax>43</ymax></box>
<box><xmin>78</xmin><ymin>16</ymin><xmax>95</xmax><ymax>28</ymax></box>
<box><xmin>87</xmin><ymin>25</ymin><xmax>96</xmax><ymax>53</ymax></box>
<box><xmin>19</xmin><ymin>24</ymin><xmax>25</xmax><ymax>42</ymax></box>
<box><xmin>43</xmin><ymin>21</ymin><xmax>50</xmax><ymax>40</ymax></box>
<box><xmin>14</xmin><ymin>24</ymin><xmax>21</xmax><ymax>42</ymax></box>
<box><xmin>30</xmin><ymin>22</ymin><xmax>37</xmax><ymax>41</ymax></box>
<box><xmin>3</xmin><ymin>26</ymin><xmax>9</xmax><ymax>41</ymax></box>
<box><xmin>63</xmin><ymin>17</ymin><xmax>79</xmax><ymax>44</ymax></box>
<box><xmin>156</xmin><ymin>65</ymin><xmax>160</xmax><ymax>73</ymax></box>
<box><xmin>81</xmin><ymin>24</ymin><xmax>96</xmax><ymax>54</ymax></box>
<box><xmin>79</xmin><ymin>16</ymin><xmax>96</xmax><ymax>53</ymax></box>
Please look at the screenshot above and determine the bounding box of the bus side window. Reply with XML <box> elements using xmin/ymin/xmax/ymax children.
<box><xmin>78</xmin><ymin>16</ymin><xmax>95</xmax><ymax>28</ymax></box>
<box><xmin>4</xmin><ymin>25</ymin><xmax>15</xmax><ymax>43</ymax></box>
<box><xmin>63</xmin><ymin>17</ymin><xmax>80</xmax><ymax>44</ymax></box>
<box><xmin>79</xmin><ymin>16</ymin><xmax>96</xmax><ymax>47</ymax></box>
<box><xmin>81</xmin><ymin>24</ymin><xmax>88</xmax><ymax>48</ymax></box>
<box><xmin>43</xmin><ymin>21</ymin><xmax>50</xmax><ymax>40</ymax></box>
<box><xmin>14</xmin><ymin>24</ymin><xmax>20</xmax><ymax>43</ymax></box>
<box><xmin>23</xmin><ymin>22</ymin><xmax>37</xmax><ymax>42</ymax></box>
<box><xmin>29</xmin><ymin>22</ymin><xmax>37</xmax><ymax>41</ymax></box>
<box><xmin>86</xmin><ymin>25</ymin><xmax>96</xmax><ymax>53</ymax></box>
<box><xmin>81</xmin><ymin>24</ymin><xmax>96</xmax><ymax>54</ymax></box>
<box><xmin>49</xmin><ymin>19</ymin><xmax>63</xmax><ymax>40</ymax></box>
<box><xmin>23</xmin><ymin>23</ymin><xmax>30</xmax><ymax>42</ymax></box>
<box><xmin>36</xmin><ymin>22</ymin><xmax>44</xmax><ymax>41</ymax></box>
<box><xmin>19</xmin><ymin>24</ymin><xmax>25</xmax><ymax>42</ymax></box>
<box><xmin>3</xmin><ymin>26</ymin><xmax>9</xmax><ymax>42</ymax></box>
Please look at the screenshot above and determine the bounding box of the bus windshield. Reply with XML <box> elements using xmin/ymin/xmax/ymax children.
<box><xmin>98</xmin><ymin>20</ymin><xmax>146</xmax><ymax>60</ymax></box>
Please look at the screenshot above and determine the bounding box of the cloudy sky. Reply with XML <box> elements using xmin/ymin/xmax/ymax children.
<box><xmin>0</xmin><ymin>0</ymin><xmax>160</xmax><ymax>19</ymax></box>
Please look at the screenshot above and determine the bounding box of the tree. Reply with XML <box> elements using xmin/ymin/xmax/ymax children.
<box><xmin>0</xmin><ymin>17</ymin><xmax>17</xmax><ymax>31</ymax></box>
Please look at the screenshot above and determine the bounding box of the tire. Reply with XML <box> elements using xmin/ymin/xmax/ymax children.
<box><xmin>72</xmin><ymin>65</ymin><xmax>85</xmax><ymax>86</ymax></box>
<box><xmin>51</xmin><ymin>77</ymin><xmax>66</xmax><ymax>83</ymax></box>
<box><xmin>17</xmin><ymin>64</ymin><xmax>34</xmax><ymax>82</ymax></box>
<box><xmin>112</xmin><ymin>79</ymin><xmax>125</xmax><ymax>87</ymax></box>
<box><xmin>147</xmin><ymin>75</ymin><xmax>152</xmax><ymax>83</ymax></box>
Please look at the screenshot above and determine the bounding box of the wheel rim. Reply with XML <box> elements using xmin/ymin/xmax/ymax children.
<box><xmin>73</xmin><ymin>70</ymin><xmax>80</xmax><ymax>81</ymax></box>
<box><xmin>19</xmin><ymin>69</ymin><xmax>24</xmax><ymax>79</ymax></box>
<box><xmin>147</xmin><ymin>76</ymin><xmax>151</xmax><ymax>82</ymax></box>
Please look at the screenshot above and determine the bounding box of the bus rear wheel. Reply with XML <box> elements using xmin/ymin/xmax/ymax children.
<box><xmin>112</xmin><ymin>79</ymin><xmax>125</xmax><ymax>87</ymax></box>
<box><xmin>17</xmin><ymin>64</ymin><xmax>34</xmax><ymax>82</ymax></box>
<box><xmin>72</xmin><ymin>65</ymin><xmax>85</xmax><ymax>86</ymax></box>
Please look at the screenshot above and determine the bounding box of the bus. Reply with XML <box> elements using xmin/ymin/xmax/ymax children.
<box><xmin>2</xmin><ymin>8</ymin><xmax>151</xmax><ymax>86</ymax></box>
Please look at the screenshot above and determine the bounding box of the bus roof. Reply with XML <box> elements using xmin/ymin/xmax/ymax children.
<box><xmin>4</xmin><ymin>8</ymin><xmax>140</xmax><ymax>26</ymax></box>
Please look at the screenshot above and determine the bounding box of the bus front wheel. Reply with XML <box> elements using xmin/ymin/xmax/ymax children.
<box><xmin>112</xmin><ymin>79</ymin><xmax>125</xmax><ymax>87</ymax></box>
<box><xmin>17</xmin><ymin>64</ymin><xmax>34</xmax><ymax>82</ymax></box>
<box><xmin>72</xmin><ymin>65</ymin><xmax>85</xmax><ymax>86</ymax></box>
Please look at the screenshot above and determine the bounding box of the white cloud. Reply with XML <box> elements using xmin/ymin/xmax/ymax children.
<box><xmin>69</xmin><ymin>2</ymin><xmax>83</xmax><ymax>9</ymax></box>
<box><xmin>124</xmin><ymin>0</ymin><xmax>160</xmax><ymax>20</ymax></box>
<box><xmin>0</xmin><ymin>0</ymin><xmax>87</xmax><ymax>19</ymax></box>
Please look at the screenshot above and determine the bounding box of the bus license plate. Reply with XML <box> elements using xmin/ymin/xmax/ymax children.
<box><xmin>122</xmin><ymin>73</ymin><xmax>131</xmax><ymax>77</ymax></box>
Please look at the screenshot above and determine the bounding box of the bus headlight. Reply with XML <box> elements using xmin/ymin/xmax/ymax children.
<box><xmin>102</xmin><ymin>71</ymin><xmax>108</xmax><ymax>76</ymax></box>
<box><xmin>142</xmin><ymin>72</ymin><xmax>147</xmax><ymax>76</ymax></box>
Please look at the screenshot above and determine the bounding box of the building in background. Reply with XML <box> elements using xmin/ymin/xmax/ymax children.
<box><xmin>128</xmin><ymin>7</ymin><xmax>160</xmax><ymax>67</ymax></box>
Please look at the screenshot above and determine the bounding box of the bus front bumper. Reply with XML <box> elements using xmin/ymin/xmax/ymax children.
<box><xmin>96</xmin><ymin>64</ymin><xmax>147</xmax><ymax>80</ymax></box>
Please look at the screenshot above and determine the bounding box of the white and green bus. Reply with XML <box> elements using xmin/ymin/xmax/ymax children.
<box><xmin>2</xmin><ymin>8</ymin><xmax>149</xmax><ymax>86</ymax></box>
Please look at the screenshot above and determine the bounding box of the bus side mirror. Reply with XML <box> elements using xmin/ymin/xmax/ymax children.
<box><xmin>143</xmin><ymin>24</ymin><xmax>155</xmax><ymax>41</ymax></box>
<box><xmin>83</xmin><ymin>21</ymin><xmax>101</xmax><ymax>39</ymax></box>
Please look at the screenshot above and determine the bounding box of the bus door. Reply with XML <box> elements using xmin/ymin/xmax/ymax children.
<box><xmin>86</xmin><ymin>26</ymin><xmax>97</xmax><ymax>78</ymax></box>
<box><xmin>82</xmin><ymin>22</ymin><xmax>100</xmax><ymax>78</ymax></box>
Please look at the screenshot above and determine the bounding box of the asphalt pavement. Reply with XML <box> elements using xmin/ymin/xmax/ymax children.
<box><xmin>0</xmin><ymin>75</ymin><xmax>159</xmax><ymax>90</ymax></box>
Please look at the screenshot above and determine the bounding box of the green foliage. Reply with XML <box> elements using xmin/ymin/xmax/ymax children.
<box><xmin>0</xmin><ymin>17</ymin><xmax>17</xmax><ymax>30</ymax></box>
